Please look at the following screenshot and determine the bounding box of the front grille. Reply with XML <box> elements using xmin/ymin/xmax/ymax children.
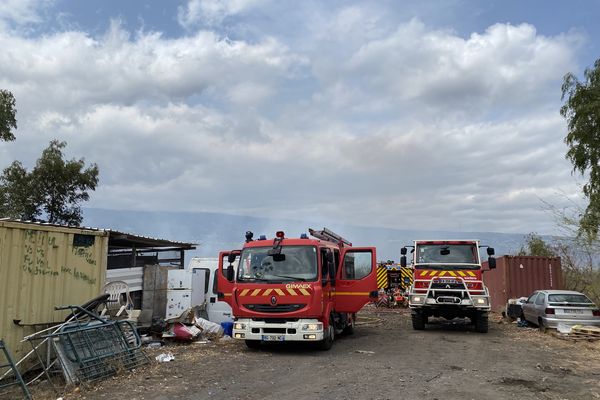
<box><xmin>244</xmin><ymin>304</ymin><xmax>306</xmax><ymax>313</ymax></box>
<box><xmin>431</xmin><ymin>282</ymin><xmax>465</xmax><ymax>290</ymax></box>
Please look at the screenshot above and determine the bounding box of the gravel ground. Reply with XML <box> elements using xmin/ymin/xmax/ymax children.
<box><xmin>21</xmin><ymin>306</ymin><xmax>600</xmax><ymax>400</ymax></box>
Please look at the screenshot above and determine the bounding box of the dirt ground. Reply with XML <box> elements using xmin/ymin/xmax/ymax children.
<box><xmin>20</xmin><ymin>306</ymin><xmax>600</xmax><ymax>400</ymax></box>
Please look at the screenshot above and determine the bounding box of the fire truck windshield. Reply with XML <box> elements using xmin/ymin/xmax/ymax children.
<box><xmin>237</xmin><ymin>245</ymin><xmax>318</xmax><ymax>282</ymax></box>
<box><xmin>415</xmin><ymin>244</ymin><xmax>479</xmax><ymax>269</ymax></box>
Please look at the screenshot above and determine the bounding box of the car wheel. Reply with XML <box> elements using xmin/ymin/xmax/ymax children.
<box><xmin>537</xmin><ymin>317</ymin><xmax>546</xmax><ymax>333</ymax></box>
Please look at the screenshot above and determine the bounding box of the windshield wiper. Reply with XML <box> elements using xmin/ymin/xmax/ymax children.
<box><xmin>269</xmin><ymin>274</ymin><xmax>308</xmax><ymax>282</ymax></box>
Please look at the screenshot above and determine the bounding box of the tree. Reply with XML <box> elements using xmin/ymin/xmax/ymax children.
<box><xmin>0</xmin><ymin>89</ymin><xmax>17</xmax><ymax>141</ymax></box>
<box><xmin>0</xmin><ymin>140</ymin><xmax>99</xmax><ymax>225</ymax></box>
<box><xmin>561</xmin><ymin>58</ymin><xmax>600</xmax><ymax>237</ymax></box>
<box><xmin>516</xmin><ymin>232</ymin><xmax>556</xmax><ymax>257</ymax></box>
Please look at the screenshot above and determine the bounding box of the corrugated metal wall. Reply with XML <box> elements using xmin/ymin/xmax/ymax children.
<box><xmin>483</xmin><ymin>256</ymin><xmax>562</xmax><ymax>313</ymax></box>
<box><xmin>0</xmin><ymin>220</ymin><xmax>108</xmax><ymax>363</ymax></box>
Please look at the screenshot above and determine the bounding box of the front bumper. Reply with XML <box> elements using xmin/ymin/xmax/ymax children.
<box><xmin>232</xmin><ymin>318</ymin><xmax>325</xmax><ymax>341</ymax></box>
<box><xmin>542</xmin><ymin>316</ymin><xmax>600</xmax><ymax>329</ymax></box>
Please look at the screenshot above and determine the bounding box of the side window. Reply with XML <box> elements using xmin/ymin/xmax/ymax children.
<box><xmin>321</xmin><ymin>248</ymin><xmax>332</xmax><ymax>278</ymax></box>
<box><xmin>194</xmin><ymin>268</ymin><xmax>210</xmax><ymax>294</ymax></box>
<box><xmin>527</xmin><ymin>293</ymin><xmax>538</xmax><ymax>304</ymax></box>
<box><xmin>535</xmin><ymin>293</ymin><xmax>545</xmax><ymax>305</ymax></box>
<box><xmin>212</xmin><ymin>269</ymin><xmax>218</xmax><ymax>294</ymax></box>
<box><xmin>342</xmin><ymin>251</ymin><xmax>373</xmax><ymax>280</ymax></box>
<box><xmin>333</xmin><ymin>249</ymin><xmax>340</xmax><ymax>276</ymax></box>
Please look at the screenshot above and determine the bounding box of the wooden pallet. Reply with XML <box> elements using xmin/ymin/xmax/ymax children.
<box><xmin>553</xmin><ymin>330</ymin><xmax>600</xmax><ymax>341</ymax></box>
<box><xmin>571</xmin><ymin>326</ymin><xmax>600</xmax><ymax>336</ymax></box>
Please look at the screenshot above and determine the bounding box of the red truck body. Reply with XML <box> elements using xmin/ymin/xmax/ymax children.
<box><xmin>402</xmin><ymin>240</ymin><xmax>496</xmax><ymax>333</ymax></box>
<box><xmin>217</xmin><ymin>229</ymin><xmax>377</xmax><ymax>349</ymax></box>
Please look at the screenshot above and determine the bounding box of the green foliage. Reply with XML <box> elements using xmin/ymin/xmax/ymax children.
<box><xmin>0</xmin><ymin>89</ymin><xmax>17</xmax><ymax>141</ymax></box>
<box><xmin>561</xmin><ymin>58</ymin><xmax>600</xmax><ymax>237</ymax></box>
<box><xmin>0</xmin><ymin>140</ymin><xmax>99</xmax><ymax>225</ymax></box>
<box><xmin>516</xmin><ymin>232</ymin><xmax>556</xmax><ymax>257</ymax></box>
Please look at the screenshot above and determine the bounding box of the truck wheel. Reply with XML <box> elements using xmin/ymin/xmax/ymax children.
<box><xmin>245</xmin><ymin>340</ymin><xmax>261</xmax><ymax>349</ymax></box>
<box><xmin>319</xmin><ymin>317</ymin><xmax>335</xmax><ymax>351</ymax></box>
<box><xmin>411</xmin><ymin>312</ymin><xmax>426</xmax><ymax>330</ymax></box>
<box><xmin>343</xmin><ymin>315</ymin><xmax>355</xmax><ymax>335</ymax></box>
<box><xmin>475</xmin><ymin>312</ymin><xmax>489</xmax><ymax>333</ymax></box>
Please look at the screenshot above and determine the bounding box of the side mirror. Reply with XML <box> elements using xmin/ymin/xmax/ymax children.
<box><xmin>226</xmin><ymin>264</ymin><xmax>234</xmax><ymax>281</ymax></box>
<box><xmin>227</xmin><ymin>253</ymin><xmax>237</xmax><ymax>263</ymax></box>
<box><xmin>487</xmin><ymin>247</ymin><xmax>495</xmax><ymax>256</ymax></box>
<box><xmin>488</xmin><ymin>257</ymin><xmax>496</xmax><ymax>270</ymax></box>
<box><xmin>400</xmin><ymin>255</ymin><xmax>407</xmax><ymax>268</ymax></box>
<box><xmin>400</xmin><ymin>247</ymin><xmax>407</xmax><ymax>255</ymax></box>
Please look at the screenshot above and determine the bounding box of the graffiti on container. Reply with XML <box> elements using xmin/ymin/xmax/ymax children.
<box><xmin>72</xmin><ymin>247</ymin><xmax>97</xmax><ymax>266</ymax></box>
<box><xmin>20</xmin><ymin>229</ymin><xmax>96</xmax><ymax>284</ymax></box>
<box><xmin>60</xmin><ymin>266</ymin><xmax>97</xmax><ymax>285</ymax></box>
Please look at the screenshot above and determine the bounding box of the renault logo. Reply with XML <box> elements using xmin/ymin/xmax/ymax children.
<box><xmin>445</xmin><ymin>284</ymin><xmax>451</xmax><ymax>289</ymax></box>
<box><xmin>270</xmin><ymin>296</ymin><xmax>277</xmax><ymax>306</ymax></box>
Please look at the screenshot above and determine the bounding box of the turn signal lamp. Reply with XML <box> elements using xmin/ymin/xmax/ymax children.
<box><xmin>276</xmin><ymin>231</ymin><xmax>285</xmax><ymax>238</ymax></box>
<box><xmin>593</xmin><ymin>309</ymin><xmax>600</xmax><ymax>317</ymax></box>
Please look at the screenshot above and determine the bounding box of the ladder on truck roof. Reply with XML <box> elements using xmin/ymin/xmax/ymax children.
<box><xmin>308</xmin><ymin>228</ymin><xmax>352</xmax><ymax>247</ymax></box>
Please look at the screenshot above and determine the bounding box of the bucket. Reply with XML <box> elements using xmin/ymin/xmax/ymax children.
<box><xmin>220</xmin><ymin>322</ymin><xmax>233</xmax><ymax>337</ymax></box>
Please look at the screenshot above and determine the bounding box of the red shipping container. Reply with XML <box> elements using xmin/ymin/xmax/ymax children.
<box><xmin>482</xmin><ymin>256</ymin><xmax>563</xmax><ymax>313</ymax></box>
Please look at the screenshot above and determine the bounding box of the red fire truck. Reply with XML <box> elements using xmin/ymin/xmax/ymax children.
<box><xmin>217</xmin><ymin>228</ymin><xmax>378</xmax><ymax>350</ymax></box>
<box><xmin>400</xmin><ymin>240</ymin><xmax>496</xmax><ymax>333</ymax></box>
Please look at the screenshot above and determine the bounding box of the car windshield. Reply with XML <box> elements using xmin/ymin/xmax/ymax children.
<box><xmin>236</xmin><ymin>245</ymin><xmax>317</xmax><ymax>283</ymax></box>
<box><xmin>415</xmin><ymin>244</ymin><xmax>479</xmax><ymax>269</ymax></box>
<box><xmin>548</xmin><ymin>294</ymin><xmax>593</xmax><ymax>304</ymax></box>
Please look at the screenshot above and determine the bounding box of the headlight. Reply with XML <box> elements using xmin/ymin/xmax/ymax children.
<box><xmin>234</xmin><ymin>322</ymin><xmax>246</xmax><ymax>330</ymax></box>
<box><xmin>302</xmin><ymin>323</ymin><xmax>322</xmax><ymax>331</ymax></box>
<box><xmin>473</xmin><ymin>297</ymin><xmax>489</xmax><ymax>306</ymax></box>
<box><xmin>411</xmin><ymin>296</ymin><xmax>424</xmax><ymax>304</ymax></box>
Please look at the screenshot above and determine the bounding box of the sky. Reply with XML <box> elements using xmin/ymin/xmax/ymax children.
<box><xmin>1</xmin><ymin>0</ymin><xmax>599</xmax><ymax>235</ymax></box>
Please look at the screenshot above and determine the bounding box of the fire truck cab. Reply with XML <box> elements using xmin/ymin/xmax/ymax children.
<box><xmin>401</xmin><ymin>240</ymin><xmax>496</xmax><ymax>333</ymax></box>
<box><xmin>217</xmin><ymin>228</ymin><xmax>377</xmax><ymax>350</ymax></box>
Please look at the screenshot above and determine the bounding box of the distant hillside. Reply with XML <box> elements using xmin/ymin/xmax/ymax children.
<box><xmin>83</xmin><ymin>208</ymin><xmax>531</xmax><ymax>262</ymax></box>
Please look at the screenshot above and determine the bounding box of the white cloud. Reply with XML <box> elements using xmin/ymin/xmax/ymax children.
<box><xmin>0</xmin><ymin>0</ymin><xmax>53</xmax><ymax>27</ymax></box>
<box><xmin>177</xmin><ymin>0</ymin><xmax>266</xmax><ymax>29</ymax></box>
<box><xmin>0</xmin><ymin>6</ymin><xmax>587</xmax><ymax>235</ymax></box>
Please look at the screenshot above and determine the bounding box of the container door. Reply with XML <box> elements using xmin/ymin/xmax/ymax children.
<box><xmin>334</xmin><ymin>247</ymin><xmax>378</xmax><ymax>313</ymax></box>
<box><xmin>216</xmin><ymin>251</ymin><xmax>240</xmax><ymax>307</ymax></box>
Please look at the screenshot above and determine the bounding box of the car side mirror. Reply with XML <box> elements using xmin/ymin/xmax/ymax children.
<box><xmin>226</xmin><ymin>264</ymin><xmax>234</xmax><ymax>282</ymax></box>
<box><xmin>488</xmin><ymin>257</ymin><xmax>496</xmax><ymax>269</ymax></box>
<box><xmin>400</xmin><ymin>255</ymin><xmax>407</xmax><ymax>268</ymax></box>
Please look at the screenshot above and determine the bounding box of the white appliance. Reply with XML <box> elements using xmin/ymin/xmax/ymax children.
<box><xmin>165</xmin><ymin>269</ymin><xmax>206</xmax><ymax>320</ymax></box>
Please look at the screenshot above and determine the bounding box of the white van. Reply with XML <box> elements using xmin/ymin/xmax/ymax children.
<box><xmin>188</xmin><ymin>257</ymin><xmax>233</xmax><ymax>324</ymax></box>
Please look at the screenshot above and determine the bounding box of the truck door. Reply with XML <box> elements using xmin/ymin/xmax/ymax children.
<box><xmin>216</xmin><ymin>251</ymin><xmax>240</xmax><ymax>307</ymax></box>
<box><xmin>333</xmin><ymin>247</ymin><xmax>377</xmax><ymax>313</ymax></box>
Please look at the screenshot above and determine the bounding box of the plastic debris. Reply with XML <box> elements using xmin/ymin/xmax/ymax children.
<box><xmin>355</xmin><ymin>350</ymin><xmax>375</xmax><ymax>354</ymax></box>
<box><xmin>194</xmin><ymin>317</ymin><xmax>224</xmax><ymax>338</ymax></box>
<box><xmin>155</xmin><ymin>353</ymin><xmax>175</xmax><ymax>363</ymax></box>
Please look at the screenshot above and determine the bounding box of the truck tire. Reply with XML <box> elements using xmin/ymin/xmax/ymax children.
<box><xmin>245</xmin><ymin>340</ymin><xmax>261</xmax><ymax>349</ymax></box>
<box><xmin>411</xmin><ymin>312</ymin><xmax>426</xmax><ymax>330</ymax></box>
<box><xmin>343</xmin><ymin>315</ymin><xmax>355</xmax><ymax>335</ymax></box>
<box><xmin>319</xmin><ymin>317</ymin><xmax>335</xmax><ymax>351</ymax></box>
<box><xmin>474</xmin><ymin>312</ymin><xmax>489</xmax><ymax>333</ymax></box>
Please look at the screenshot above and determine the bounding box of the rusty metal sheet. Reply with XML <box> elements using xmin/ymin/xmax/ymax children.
<box><xmin>483</xmin><ymin>256</ymin><xmax>563</xmax><ymax>313</ymax></box>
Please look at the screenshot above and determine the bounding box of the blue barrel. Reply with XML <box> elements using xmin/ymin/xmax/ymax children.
<box><xmin>221</xmin><ymin>322</ymin><xmax>233</xmax><ymax>337</ymax></box>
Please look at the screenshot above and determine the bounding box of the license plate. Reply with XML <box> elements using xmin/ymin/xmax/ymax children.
<box><xmin>563</xmin><ymin>309</ymin><xmax>585</xmax><ymax>314</ymax></box>
<box><xmin>262</xmin><ymin>335</ymin><xmax>285</xmax><ymax>341</ymax></box>
<box><xmin>438</xmin><ymin>279</ymin><xmax>456</xmax><ymax>284</ymax></box>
